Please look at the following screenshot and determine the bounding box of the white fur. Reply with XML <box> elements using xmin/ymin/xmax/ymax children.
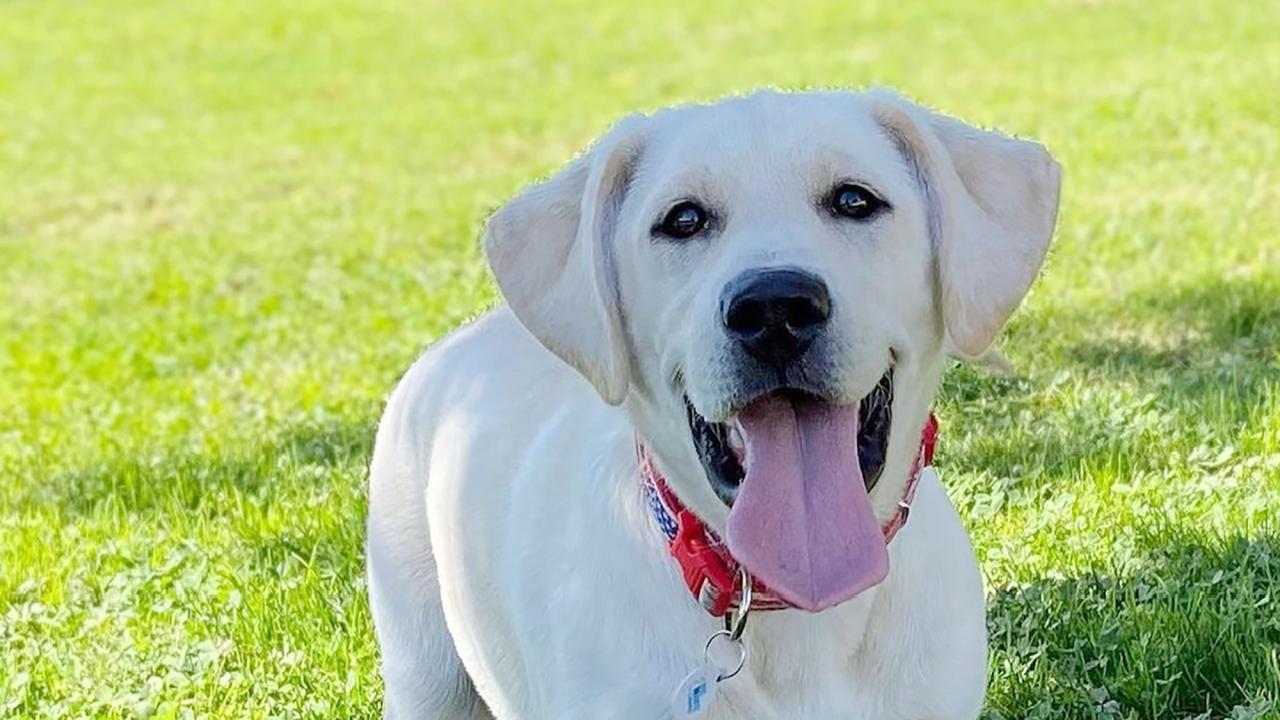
<box><xmin>367</xmin><ymin>89</ymin><xmax>1060</xmax><ymax>719</ymax></box>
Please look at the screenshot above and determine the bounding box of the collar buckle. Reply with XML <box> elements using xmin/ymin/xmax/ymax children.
<box><xmin>671</xmin><ymin>510</ymin><xmax>737</xmax><ymax>617</ymax></box>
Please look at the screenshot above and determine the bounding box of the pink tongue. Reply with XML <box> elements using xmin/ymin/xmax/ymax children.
<box><xmin>725</xmin><ymin>396</ymin><xmax>888</xmax><ymax>612</ymax></box>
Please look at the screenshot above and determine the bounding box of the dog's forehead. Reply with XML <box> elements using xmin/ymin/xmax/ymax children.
<box><xmin>643</xmin><ymin>92</ymin><xmax>905</xmax><ymax>185</ymax></box>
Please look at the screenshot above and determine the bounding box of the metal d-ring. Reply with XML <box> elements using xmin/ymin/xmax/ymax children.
<box><xmin>702</xmin><ymin>566</ymin><xmax>753</xmax><ymax>682</ymax></box>
<box><xmin>726</xmin><ymin>566</ymin><xmax>753</xmax><ymax>642</ymax></box>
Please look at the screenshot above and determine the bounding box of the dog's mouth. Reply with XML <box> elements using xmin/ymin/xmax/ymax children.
<box><xmin>685</xmin><ymin>367</ymin><xmax>893</xmax><ymax>506</ymax></box>
<box><xmin>682</xmin><ymin>367</ymin><xmax>895</xmax><ymax>611</ymax></box>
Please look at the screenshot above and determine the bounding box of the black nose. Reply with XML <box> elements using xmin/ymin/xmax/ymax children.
<box><xmin>721</xmin><ymin>268</ymin><xmax>832</xmax><ymax>367</ymax></box>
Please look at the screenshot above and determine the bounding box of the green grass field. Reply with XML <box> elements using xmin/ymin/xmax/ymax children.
<box><xmin>2</xmin><ymin>0</ymin><xmax>1278</xmax><ymax>717</ymax></box>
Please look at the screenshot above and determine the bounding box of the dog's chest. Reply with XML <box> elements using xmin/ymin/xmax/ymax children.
<box><xmin>703</xmin><ymin>669</ymin><xmax>885</xmax><ymax>720</ymax></box>
<box><xmin>689</xmin><ymin>603</ymin><xmax>897</xmax><ymax>719</ymax></box>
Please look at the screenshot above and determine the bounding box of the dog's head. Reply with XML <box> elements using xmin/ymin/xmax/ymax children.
<box><xmin>485</xmin><ymin>89</ymin><xmax>1060</xmax><ymax>611</ymax></box>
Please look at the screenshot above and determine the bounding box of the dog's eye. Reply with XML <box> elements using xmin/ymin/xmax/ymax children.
<box><xmin>829</xmin><ymin>183</ymin><xmax>887</xmax><ymax>220</ymax></box>
<box><xmin>656</xmin><ymin>201</ymin><xmax>709</xmax><ymax>240</ymax></box>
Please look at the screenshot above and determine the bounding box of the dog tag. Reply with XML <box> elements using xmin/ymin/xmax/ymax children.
<box><xmin>670</xmin><ymin>662</ymin><xmax>720</xmax><ymax>718</ymax></box>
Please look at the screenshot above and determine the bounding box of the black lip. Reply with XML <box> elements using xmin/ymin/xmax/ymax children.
<box><xmin>686</xmin><ymin>400</ymin><xmax>745</xmax><ymax>506</ymax></box>
<box><xmin>686</xmin><ymin>368</ymin><xmax>895</xmax><ymax>506</ymax></box>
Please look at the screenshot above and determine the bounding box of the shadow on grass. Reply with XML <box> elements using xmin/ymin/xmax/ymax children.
<box><xmin>985</xmin><ymin>533</ymin><xmax>1280</xmax><ymax>719</ymax></box>
<box><xmin>1063</xmin><ymin>275</ymin><xmax>1278</xmax><ymax>404</ymax></box>
<box><xmin>27</xmin><ymin>415</ymin><xmax>377</xmax><ymax>519</ymax></box>
<box><xmin>939</xmin><ymin>273</ymin><xmax>1279</xmax><ymax>494</ymax></box>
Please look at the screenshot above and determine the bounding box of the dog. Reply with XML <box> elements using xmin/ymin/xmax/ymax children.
<box><xmin>366</xmin><ymin>88</ymin><xmax>1061</xmax><ymax>719</ymax></box>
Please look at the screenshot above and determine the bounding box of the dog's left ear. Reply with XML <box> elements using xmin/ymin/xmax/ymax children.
<box><xmin>484</xmin><ymin>116</ymin><xmax>647</xmax><ymax>405</ymax></box>
<box><xmin>871</xmin><ymin>90</ymin><xmax>1062</xmax><ymax>357</ymax></box>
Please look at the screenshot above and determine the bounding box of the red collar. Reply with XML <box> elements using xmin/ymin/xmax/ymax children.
<box><xmin>638</xmin><ymin>413</ymin><xmax>939</xmax><ymax>617</ymax></box>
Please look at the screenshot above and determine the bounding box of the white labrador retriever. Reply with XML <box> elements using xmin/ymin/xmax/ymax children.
<box><xmin>366</xmin><ymin>89</ymin><xmax>1061</xmax><ymax>720</ymax></box>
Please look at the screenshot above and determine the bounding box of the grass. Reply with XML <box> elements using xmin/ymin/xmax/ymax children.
<box><xmin>1</xmin><ymin>0</ymin><xmax>1277</xmax><ymax>717</ymax></box>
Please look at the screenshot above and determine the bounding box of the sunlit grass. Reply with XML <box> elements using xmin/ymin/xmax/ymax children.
<box><xmin>2</xmin><ymin>0</ymin><xmax>1278</xmax><ymax>717</ymax></box>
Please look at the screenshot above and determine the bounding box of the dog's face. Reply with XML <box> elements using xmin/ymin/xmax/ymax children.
<box><xmin>487</xmin><ymin>90</ymin><xmax>1060</xmax><ymax>610</ymax></box>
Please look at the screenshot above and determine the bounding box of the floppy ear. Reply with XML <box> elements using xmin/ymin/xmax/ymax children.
<box><xmin>870</xmin><ymin>90</ymin><xmax>1062</xmax><ymax>356</ymax></box>
<box><xmin>483</xmin><ymin>116</ymin><xmax>647</xmax><ymax>405</ymax></box>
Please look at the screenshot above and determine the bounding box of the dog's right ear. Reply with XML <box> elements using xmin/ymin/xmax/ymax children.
<box><xmin>484</xmin><ymin>116</ymin><xmax>647</xmax><ymax>406</ymax></box>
